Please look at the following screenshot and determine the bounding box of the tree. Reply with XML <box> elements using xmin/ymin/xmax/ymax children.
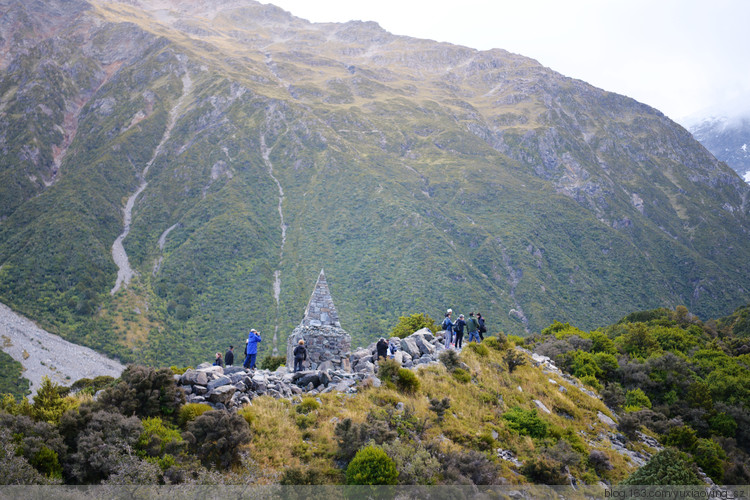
<box><xmin>390</xmin><ymin>313</ymin><xmax>438</xmax><ymax>339</ymax></box>
<box><xmin>99</xmin><ymin>365</ymin><xmax>185</xmax><ymax>419</ymax></box>
<box><xmin>346</xmin><ymin>445</ymin><xmax>398</xmax><ymax>485</ymax></box>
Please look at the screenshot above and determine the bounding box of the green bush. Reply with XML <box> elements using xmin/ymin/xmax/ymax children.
<box><xmin>260</xmin><ymin>355</ymin><xmax>286</xmax><ymax>371</ymax></box>
<box><xmin>621</xmin><ymin>448</ymin><xmax>703</xmax><ymax>485</ymax></box>
<box><xmin>482</xmin><ymin>335</ymin><xmax>507</xmax><ymax>351</ymax></box>
<box><xmin>624</xmin><ymin>388</ymin><xmax>652</xmax><ymax>410</ymax></box>
<box><xmin>522</xmin><ymin>456</ymin><xmax>567</xmax><ymax>484</ymax></box>
<box><xmin>377</xmin><ymin>358</ymin><xmax>401</xmax><ymax>387</ymax></box>
<box><xmin>504</xmin><ymin>350</ymin><xmax>526</xmax><ymax>373</ymax></box>
<box><xmin>390</xmin><ymin>313</ymin><xmax>438</xmax><ymax>339</ymax></box>
<box><xmin>178</xmin><ymin>402</ymin><xmax>212</xmax><ymax>428</ymax></box>
<box><xmin>452</xmin><ymin>368</ymin><xmax>471</xmax><ymax>384</ymax></box>
<box><xmin>501</xmin><ymin>406</ymin><xmax>549</xmax><ymax>439</ymax></box>
<box><xmin>691</xmin><ymin>438</ymin><xmax>726</xmax><ymax>484</ymax></box>
<box><xmin>438</xmin><ymin>349</ymin><xmax>461</xmax><ymax>372</ymax></box>
<box><xmin>465</xmin><ymin>342</ymin><xmax>489</xmax><ymax>357</ymax></box>
<box><xmin>99</xmin><ymin>365</ymin><xmax>185</xmax><ymax>419</ymax></box>
<box><xmin>345</xmin><ymin>445</ymin><xmax>398</xmax><ymax>485</ymax></box>
<box><xmin>296</xmin><ymin>397</ymin><xmax>321</xmax><ymax>414</ymax></box>
<box><xmin>395</xmin><ymin>368</ymin><xmax>420</xmax><ymax>394</ymax></box>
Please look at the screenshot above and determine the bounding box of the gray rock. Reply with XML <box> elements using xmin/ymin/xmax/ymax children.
<box><xmin>400</xmin><ymin>337</ymin><xmax>421</xmax><ymax>358</ymax></box>
<box><xmin>317</xmin><ymin>360</ymin><xmax>334</xmax><ymax>372</ymax></box>
<box><xmin>208</xmin><ymin>385</ymin><xmax>236</xmax><ymax>404</ymax></box>
<box><xmin>207</xmin><ymin>376</ymin><xmax>232</xmax><ymax>391</ymax></box>
<box><xmin>195</xmin><ymin>371</ymin><xmax>209</xmax><ymax>387</ymax></box>
<box><xmin>597</xmin><ymin>411</ymin><xmax>617</xmax><ymax>427</ymax></box>
<box><xmin>533</xmin><ymin>399</ymin><xmax>551</xmax><ymax>414</ymax></box>
<box><xmin>296</xmin><ymin>372</ymin><xmax>321</xmax><ymax>388</ymax></box>
<box><xmin>224</xmin><ymin>366</ymin><xmax>246</xmax><ymax>375</ymax></box>
<box><xmin>196</xmin><ymin>362</ymin><xmax>212</xmax><ymax>370</ymax></box>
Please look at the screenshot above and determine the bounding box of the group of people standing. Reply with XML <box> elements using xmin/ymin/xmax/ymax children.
<box><xmin>213</xmin><ymin>329</ymin><xmax>262</xmax><ymax>369</ymax></box>
<box><xmin>442</xmin><ymin>309</ymin><xmax>486</xmax><ymax>350</ymax></box>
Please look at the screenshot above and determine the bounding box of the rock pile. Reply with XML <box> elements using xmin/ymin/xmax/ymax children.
<box><xmin>179</xmin><ymin>327</ymin><xmax>450</xmax><ymax>410</ymax></box>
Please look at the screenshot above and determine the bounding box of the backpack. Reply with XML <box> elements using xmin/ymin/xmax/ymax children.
<box><xmin>442</xmin><ymin>317</ymin><xmax>452</xmax><ymax>330</ymax></box>
<box><xmin>478</xmin><ymin>320</ymin><xmax>487</xmax><ymax>334</ymax></box>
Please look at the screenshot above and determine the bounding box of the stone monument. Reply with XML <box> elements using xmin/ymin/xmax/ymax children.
<box><xmin>286</xmin><ymin>269</ymin><xmax>352</xmax><ymax>372</ymax></box>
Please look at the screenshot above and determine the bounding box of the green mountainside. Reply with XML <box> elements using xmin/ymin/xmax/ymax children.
<box><xmin>1</xmin><ymin>0</ymin><xmax>749</xmax><ymax>365</ymax></box>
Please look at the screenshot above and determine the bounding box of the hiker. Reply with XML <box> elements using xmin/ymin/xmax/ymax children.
<box><xmin>388</xmin><ymin>338</ymin><xmax>398</xmax><ymax>358</ymax></box>
<box><xmin>467</xmin><ymin>312</ymin><xmax>481</xmax><ymax>343</ymax></box>
<box><xmin>477</xmin><ymin>312</ymin><xmax>487</xmax><ymax>340</ymax></box>
<box><xmin>376</xmin><ymin>337</ymin><xmax>389</xmax><ymax>361</ymax></box>
<box><xmin>454</xmin><ymin>314</ymin><xmax>467</xmax><ymax>350</ymax></box>
<box><xmin>225</xmin><ymin>345</ymin><xmax>234</xmax><ymax>366</ymax></box>
<box><xmin>442</xmin><ymin>309</ymin><xmax>454</xmax><ymax>349</ymax></box>
<box><xmin>213</xmin><ymin>352</ymin><xmax>224</xmax><ymax>367</ymax></box>
<box><xmin>293</xmin><ymin>339</ymin><xmax>307</xmax><ymax>372</ymax></box>
<box><xmin>243</xmin><ymin>329</ymin><xmax>262</xmax><ymax>369</ymax></box>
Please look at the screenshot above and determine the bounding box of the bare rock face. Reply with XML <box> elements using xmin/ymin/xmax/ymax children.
<box><xmin>286</xmin><ymin>270</ymin><xmax>351</xmax><ymax>372</ymax></box>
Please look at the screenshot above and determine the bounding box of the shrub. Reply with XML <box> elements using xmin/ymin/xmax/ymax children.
<box><xmin>32</xmin><ymin>377</ymin><xmax>76</xmax><ymax>425</ymax></box>
<box><xmin>345</xmin><ymin>445</ymin><xmax>398</xmax><ymax>485</ymax></box>
<box><xmin>0</xmin><ymin>413</ymin><xmax>66</xmax><ymax>479</ymax></box>
<box><xmin>183</xmin><ymin>410</ymin><xmax>252</xmax><ymax>469</ymax></box>
<box><xmin>377</xmin><ymin>358</ymin><xmax>401</xmax><ymax>387</ymax></box>
<box><xmin>99</xmin><ymin>365</ymin><xmax>185</xmax><ymax>419</ymax></box>
<box><xmin>380</xmin><ymin>441</ymin><xmax>440</xmax><ymax>485</ymax></box>
<box><xmin>394</xmin><ymin>368</ymin><xmax>420</xmax><ymax>394</ymax></box>
<box><xmin>709</xmin><ymin>412</ymin><xmax>737</xmax><ymax>438</ymax></box>
<box><xmin>580</xmin><ymin>375</ymin><xmax>602</xmax><ymax>391</ymax></box>
<box><xmin>452</xmin><ymin>368</ymin><xmax>471</xmax><ymax>384</ymax></box>
<box><xmin>390</xmin><ymin>313</ymin><xmax>438</xmax><ymax>339</ymax></box>
<box><xmin>504</xmin><ymin>350</ymin><xmax>526</xmax><ymax>373</ymax></box>
<box><xmin>588</xmin><ymin>450</ymin><xmax>613</xmax><ymax>474</ymax></box>
<box><xmin>465</xmin><ymin>342</ymin><xmax>489</xmax><ymax>357</ymax></box>
<box><xmin>178</xmin><ymin>403</ymin><xmax>212</xmax><ymax>428</ymax></box>
<box><xmin>279</xmin><ymin>467</ymin><xmax>325</xmax><ymax>485</ymax></box>
<box><xmin>663</xmin><ymin>425</ymin><xmax>698</xmax><ymax>449</ymax></box>
<box><xmin>296</xmin><ymin>397</ymin><xmax>320</xmax><ymax>414</ymax></box>
<box><xmin>428</xmin><ymin>397</ymin><xmax>451</xmax><ymax>423</ymax></box>
<box><xmin>501</xmin><ymin>407</ymin><xmax>549</xmax><ymax>439</ymax></box>
<box><xmin>621</xmin><ymin>448</ymin><xmax>703</xmax><ymax>485</ymax></box>
<box><xmin>482</xmin><ymin>335</ymin><xmax>507</xmax><ymax>351</ymax></box>
<box><xmin>438</xmin><ymin>349</ymin><xmax>461</xmax><ymax>372</ymax></box>
<box><xmin>522</xmin><ymin>456</ymin><xmax>568</xmax><ymax>485</ymax></box>
<box><xmin>260</xmin><ymin>355</ymin><xmax>285</xmax><ymax>371</ymax></box>
<box><xmin>429</xmin><ymin>445</ymin><xmax>499</xmax><ymax>485</ymax></box>
<box><xmin>692</xmin><ymin>438</ymin><xmax>726</xmax><ymax>484</ymax></box>
<box><xmin>624</xmin><ymin>388</ymin><xmax>652</xmax><ymax>410</ymax></box>
<box><xmin>136</xmin><ymin>417</ymin><xmax>185</xmax><ymax>463</ymax></box>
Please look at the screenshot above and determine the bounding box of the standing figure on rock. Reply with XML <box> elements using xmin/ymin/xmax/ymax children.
<box><xmin>213</xmin><ymin>352</ymin><xmax>224</xmax><ymax>367</ymax></box>
<box><xmin>442</xmin><ymin>309</ymin><xmax>454</xmax><ymax>349</ymax></box>
<box><xmin>477</xmin><ymin>312</ymin><xmax>486</xmax><ymax>341</ymax></box>
<box><xmin>225</xmin><ymin>345</ymin><xmax>234</xmax><ymax>366</ymax></box>
<box><xmin>244</xmin><ymin>329</ymin><xmax>262</xmax><ymax>370</ymax></box>
<box><xmin>454</xmin><ymin>314</ymin><xmax>467</xmax><ymax>350</ymax></box>
<box><xmin>467</xmin><ymin>312</ymin><xmax>481</xmax><ymax>343</ymax></box>
<box><xmin>293</xmin><ymin>339</ymin><xmax>308</xmax><ymax>372</ymax></box>
<box><xmin>376</xmin><ymin>337</ymin><xmax>389</xmax><ymax>361</ymax></box>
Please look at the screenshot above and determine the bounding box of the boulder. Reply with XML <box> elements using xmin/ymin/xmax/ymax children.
<box><xmin>224</xmin><ymin>366</ymin><xmax>246</xmax><ymax>375</ymax></box>
<box><xmin>400</xmin><ymin>337</ymin><xmax>421</xmax><ymax>358</ymax></box>
<box><xmin>317</xmin><ymin>360</ymin><xmax>334</xmax><ymax>372</ymax></box>
<box><xmin>295</xmin><ymin>372</ymin><xmax>321</xmax><ymax>388</ymax></box>
<box><xmin>414</xmin><ymin>335</ymin><xmax>435</xmax><ymax>356</ymax></box>
<box><xmin>194</xmin><ymin>371</ymin><xmax>209</xmax><ymax>387</ymax></box>
<box><xmin>207</xmin><ymin>376</ymin><xmax>232</xmax><ymax>391</ymax></box>
<box><xmin>413</xmin><ymin>327</ymin><xmax>435</xmax><ymax>342</ymax></box>
<box><xmin>207</xmin><ymin>385</ymin><xmax>236</xmax><ymax>404</ymax></box>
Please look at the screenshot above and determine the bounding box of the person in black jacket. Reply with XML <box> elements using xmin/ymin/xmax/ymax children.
<box><xmin>454</xmin><ymin>314</ymin><xmax>467</xmax><ymax>350</ymax></box>
<box><xmin>225</xmin><ymin>345</ymin><xmax>235</xmax><ymax>366</ymax></box>
<box><xmin>213</xmin><ymin>352</ymin><xmax>224</xmax><ymax>367</ymax></box>
<box><xmin>293</xmin><ymin>339</ymin><xmax>307</xmax><ymax>372</ymax></box>
<box><xmin>376</xmin><ymin>338</ymin><xmax>389</xmax><ymax>361</ymax></box>
<box><xmin>477</xmin><ymin>313</ymin><xmax>486</xmax><ymax>341</ymax></box>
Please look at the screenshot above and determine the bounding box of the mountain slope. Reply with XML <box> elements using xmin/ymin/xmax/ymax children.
<box><xmin>0</xmin><ymin>0</ymin><xmax>749</xmax><ymax>365</ymax></box>
<box><xmin>689</xmin><ymin>115</ymin><xmax>750</xmax><ymax>182</ymax></box>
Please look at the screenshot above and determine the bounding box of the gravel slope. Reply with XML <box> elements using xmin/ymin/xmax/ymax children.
<box><xmin>0</xmin><ymin>302</ymin><xmax>125</xmax><ymax>394</ymax></box>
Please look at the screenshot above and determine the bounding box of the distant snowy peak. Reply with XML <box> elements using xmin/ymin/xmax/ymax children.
<box><xmin>689</xmin><ymin>115</ymin><xmax>750</xmax><ymax>182</ymax></box>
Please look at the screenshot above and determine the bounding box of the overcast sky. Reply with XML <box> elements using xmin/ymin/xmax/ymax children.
<box><xmin>265</xmin><ymin>0</ymin><xmax>750</xmax><ymax>127</ymax></box>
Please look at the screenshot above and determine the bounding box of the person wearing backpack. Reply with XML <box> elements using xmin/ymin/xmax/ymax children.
<box><xmin>477</xmin><ymin>312</ymin><xmax>487</xmax><ymax>340</ymax></box>
<box><xmin>467</xmin><ymin>312</ymin><xmax>481</xmax><ymax>343</ymax></box>
<box><xmin>442</xmin><ymin>309</ymin><xmax>454</xmax><ymax>349</ymax></box>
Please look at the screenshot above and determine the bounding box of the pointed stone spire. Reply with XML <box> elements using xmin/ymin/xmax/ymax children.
<box><xmin>301</xmin><ymin>269</ymin><xmax>341</xmax><ymax>328</ymax></box>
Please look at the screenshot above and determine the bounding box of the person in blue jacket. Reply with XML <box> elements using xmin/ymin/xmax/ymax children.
<box><xmin>243</xmin><ymin>329</ymin><xmax>262</xmax><ymax>369</ymax></box>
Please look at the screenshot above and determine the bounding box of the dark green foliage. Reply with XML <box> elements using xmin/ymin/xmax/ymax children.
<box><xmin>504</xmin><ymin>350</ymin><xmax>526</xmax><ymax>373</ymax></box>
<box><xmin>183</xmin><ymin>410</ymin><xmax>251</xmax><ymax>469</ymax></box>
<box><xmin>482</xmin><ymin>335</ymin><xmax>507</xmax><ymax>351</ymax></box>
<box><xmin>98</xmin><ymin>365</ymin><xmax>185</xmax><ymax>419</ymax></box>
<box><xmin>70</xmin><ymin>376</ymin><xmax>115</xmax><ymax>395</ymax></box>
<box><xmin>438</xmin><ymin>349</ymin><xmax>461</xmax><ymax>372</ymax></box>
<box><xmin>395</xmin><ymin>368</ymin><xmax>420</xmax><ymax>394</ymax></box>
<box><xmin>280</xmin><ymin>466</ymin><xmax>326</xmax><ymax>485</ymax></box>
<box><xmin>0</xmin><ymin>428</ymin><xmax>58</xmax><ymax>485</ymax></box>
<box><xmin>390</xmin><ymin>313</ymin><xmax>438</xmax><ymax>339</ymax></box>
<box><xmin>522</xmin><ymin>456</ymin><xmax>568</xmax><ymax>485</ymax></box>
<box><xmin>64</xmin><ymin>410</ymin><xmax>143</xmax><ymax>484</ymax></box>
<box><xmin>295</xmin><ymin>397</ymin><xmax>321</xmax><ymax>415</ymax></box>
<box><xmin>691</xmin><ymin>438</ymin><xmax>726</xmax><ymax>484</ymax></box>
<box><xmin>464</xmin><ymin>342</ymin><xmax>489</xmax><ymax>357</ymax></box>
<box><xmin>0</xmin><ymin>350</ymin><xmax>30</xmax><ymax>400</ymax></box>
<box><xmin>345</xmin><ymin>445</ymin><xmax>398</xmax><ymax>485</ymax></box>
<box><xmin>502</xmin><ymin>406</ymin><xmax>549</xmax><ymax>439</ymax></box>
<box><xmin>260</xmin><ymin>355</ymin><xmax>286</xmax><ymax>371</ymax></box>
<box><xmin>588</xmin><ymin>450</ymin><xmax>613</xmax><ymax>474</ymax></box>
<box><xmin>452</xmin><ymin>368</ymin><xmax>471</xmax><ymax>383</ymax></box>
<box><xmin>428</xmin><ymin>445</ymin><xmax>500</xmax><ymax>485</ymax></box>
<box><xmin>0</xmin><ymin>413</ymin><xmax>66</xmax><ymax>479</ymax></box>
<box><xmin>30</xmin><ymin>377</ymin><xmax>74</xmax><ymax>424</ymax></box>
<box><xmin>621</xmin><ymin>448</ymin><xmax>703</xmax><ymax>485</ymax></box>
<box><xmin>428</xmin><ymin>397</ymin><xmax>451</xmax><ymax>423</ymax></box>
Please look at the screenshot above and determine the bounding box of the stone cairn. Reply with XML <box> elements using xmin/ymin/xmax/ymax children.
<box><xmin>285</xmin><ymin>269</ymin><xmax>352</xmax><ymax>372</ymax></box>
